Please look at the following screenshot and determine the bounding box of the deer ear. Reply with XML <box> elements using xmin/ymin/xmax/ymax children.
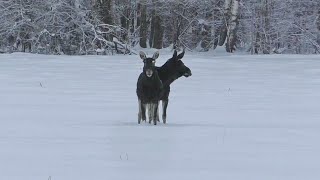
<box><xmin>139</xmin><ymin>51</ymin><xmax>147</xmax><ymax>60</ymax></box>
<box><xmin>152</xmin><ymin>51</ymin><xmax>159</xmax><ymax>60</ymax></box>
<box><xmin>173</xmin><ymin>50</ymin><xmax>178</xmax><ymax>58</ymax></box>
<box><xmin>177</xmin><ymin>49</ymin><xmax>185</xmax><ymax>59</ymax></box>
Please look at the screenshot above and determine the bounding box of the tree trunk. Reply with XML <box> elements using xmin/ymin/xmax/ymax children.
<box><xmin>226</xmin><ymin>0</ymin><xmax>239</xmax><ymax>53</ymax></box>
<box><xmin>98</xmin><ymin>0</ymin><xmax>113</xmax><ymax>25</ymax></box>
<box><xmin>317</xmin><ymin>10</ymin><xmax>320</xmax><ymax>49</ymax></box>
<box><xmin>149</xmin><ymin>7</ymin><xmax>165</xmax><ymax>49</ymax></box>
<box><xmin>152</xmin><ymin>15</ymin><xmax>163</xmax><ymax>49</ymax></box>
<box><xmin>139</xmin><ymin>1</ymin><xmax>147</xmax><ymax>48</ymax></box>
<box><xmin>255</xmin><ymin>24</ymin><xmax>261</xmax><ymax>54</ymax></box>
<box><xmin>96</xmin><ymin>0</ymin><xmax>113</xmax><ymax>41</ymax></box>
<box><xmin>219</xmin><ymin>0</ymin><xmax>232</xmax><ymax>46</ymax></box>
<box><xmin>201</xmin><ymin>13</ymin><xmax>213</xmax><ymax>51</ymax></box>
<box><xmin>261</xmin><ymin>0</ymin><xmax>271</xmax><ymax>54</ymax></box>
<box><xmin>149</xmin><ymin>9</ymin><xmax>155</xmax><ymax>48</ymax></box>
<box><xmin>317</xmin><ymin>10</ymin><xmax>320</xmax><ymax>31</ymax></box>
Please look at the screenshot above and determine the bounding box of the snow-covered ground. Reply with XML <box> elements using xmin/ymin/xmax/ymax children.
<box><xmin>1</xmin><ymin>52</ymin><xmax>320</xmax><ymax>180</ymax></box>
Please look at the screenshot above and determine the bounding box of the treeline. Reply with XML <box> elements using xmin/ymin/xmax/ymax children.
<box><xmin>0</xmin><ymin>0</ymin><xmax>319</xmax><ymax>55</ymax></box>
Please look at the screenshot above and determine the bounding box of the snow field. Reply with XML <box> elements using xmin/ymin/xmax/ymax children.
<box><xmin>0</xmin><ymin>53</ymin><xmax>320</xmax><ymax>180</ymax></box>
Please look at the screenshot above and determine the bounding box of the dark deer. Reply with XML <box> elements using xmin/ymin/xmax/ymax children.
<box><xmin>156</xmin><ymin>50</ymin><xmax>192</xmax><ymax>123</ymax></box>
<box><xmin>136</xmin><ymin>51</ymin><xmax>163</xmax><ymax>125</ymax></box>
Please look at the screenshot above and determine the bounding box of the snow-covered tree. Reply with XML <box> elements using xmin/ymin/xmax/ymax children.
<box><xmin>0</xmin><ymin>0</ymin><xmax>319</xmax><ymax>54</ymax></box>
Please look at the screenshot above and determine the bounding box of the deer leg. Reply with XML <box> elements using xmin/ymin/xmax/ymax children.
<box><xmin>138</xmin><ymin>100</ymin><xmax>142</xmax><ymax>124</ymax></box>
<box><xmin>153</xmin><ymin>102</ymin><xmax>159</xmax><ymax>125</ymax></box>
<box><xmin>148</xmin><ymin>104</ymin><xmax>152</xmax><ymax>123</ymax></box>
<box><xmin>156</xmin><ymin>101</ymin><xmax>160</xmax><ymax>122</ymax></box>
<box><xmin>162</xmin><ymin>99</ymin><xmax>169</xmax><ymax>124</ymax></box>
<box><xmin>141</xmin><ymin>103</ymin><xmax>147</xmax><ymax>122</ymax></box>
<box><xmin>148</xmin><ymin>103</ymin><xmax>153</xmax><ymax>124</ymax></box>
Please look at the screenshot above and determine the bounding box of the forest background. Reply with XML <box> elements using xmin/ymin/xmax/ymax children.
<box><xmin>0</xmin><ymin>0</ymin><xmax>319</xmax><ymax>55</ymax></box>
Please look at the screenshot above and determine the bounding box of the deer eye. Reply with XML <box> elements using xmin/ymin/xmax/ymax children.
<box><xmin>152</xmin><ymin>60</ymin><xmax>155</xmax><ymax>64</ymax></box>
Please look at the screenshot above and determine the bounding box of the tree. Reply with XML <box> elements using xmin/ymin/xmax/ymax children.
<box><xmin>226</xmin><ymin>0</ymin><xmax>240</xmax><ymax>52</ymax></box>
<box><xmin>218</xmin><ymin>0</ymin><xmax>240</xmax><ymax>52</ymax></box>
<box><xmin>139</xmin><ymin>0</ymin><xmax>148</xmax><ymax>48</ymax></box>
